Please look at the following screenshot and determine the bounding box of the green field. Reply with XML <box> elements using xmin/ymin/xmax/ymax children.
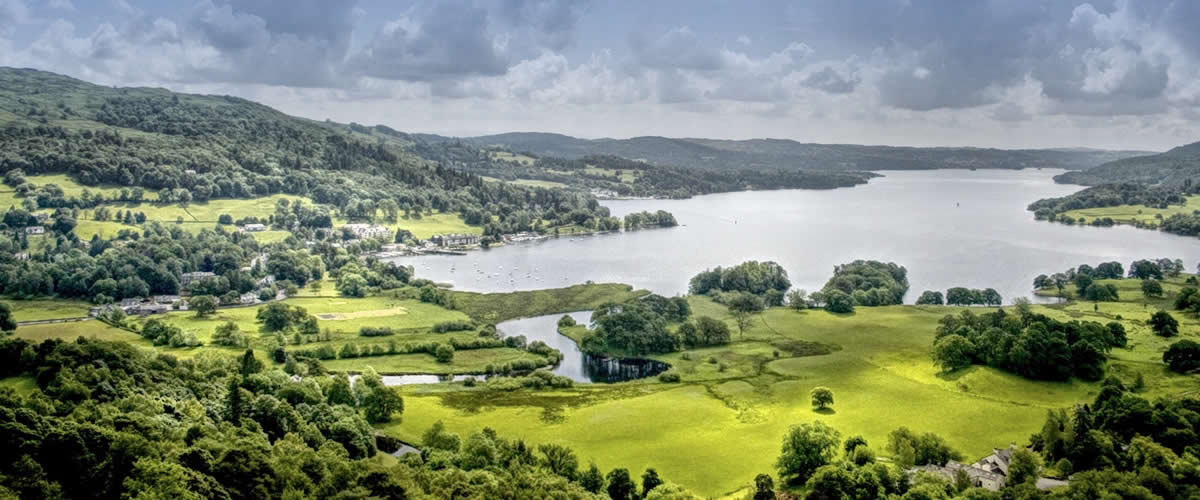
<box><xmin>8</xmin><ymin>175</ymin><xmax>482</xmax><ymax>242</ymax></box>
<box><xmin>25</xmin><ymin>174</ymin><xmax>161</xmax><ymax>201</ymax></box>
<box><xmin>488</xmin><ymin>151</ymin><xmax>537</xmax><ymax>165</ymax></box>
<box><xmin>379</xmin><ymin>291</ymin><xmax>1200</xmax><ymax>497</ymax></box>
<box><xmin>323</xmin><ymin>347</ymin><xmax>548</xmax><ymax>375</ymax></box>
<box><xmin>1062</xmin><ymin>195</ymin><xmax>1200</xmax><ymax>226</ymax></box>
<box><xmin>451</xmin><ymin>283</ymin><xmax>648</xmax><ymax>322</ymax></box>
<box><xmin>12</xmin><ymin>320</ymin><xmax>139</xmax><ymax>343</ymax></box>
<box><xmin>3</xmin><ymin>299</ymin><xmax>93</xmax><ymax>322</ymax></box>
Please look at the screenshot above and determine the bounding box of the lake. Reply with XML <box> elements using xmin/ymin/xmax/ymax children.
<box><xmin>392</xmin><ymin>169</ymin><xmax>1200</xmax><ymax>304</ymax></box>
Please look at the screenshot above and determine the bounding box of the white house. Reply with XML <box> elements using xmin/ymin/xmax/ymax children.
<box><xmin>243</xmin><ymin>223</ymin><xmax>266</xmax><ymax>232</ymax></box>
<box><xmin>180</xmin><ymin>271</ymin><xmax>216</xmax><ymax>286</ymax></box>
<box><xmin>342</xmin><ymin>223</ymin><xmax>392</xmax><ymax>240</ymax></box>
<box><xmin>431</xmin><ymin>233</ymin><xmax>480</xmax><ymax>247</ymax></box>
<box><xmin>24</xmin><ymin>226</ymin><xmax>45</xmax><ymax>235</ymax></box>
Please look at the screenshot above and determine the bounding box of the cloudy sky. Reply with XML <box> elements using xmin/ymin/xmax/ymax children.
<box><xmin>2</xmin><ymin>0</ymin><xmax>1199</xmax><ymax>151</ymax></box>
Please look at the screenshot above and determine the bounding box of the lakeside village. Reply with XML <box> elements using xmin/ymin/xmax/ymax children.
<box><xmin>71</xmin><ymin>223</ymin><xmax>544</xmax><ymax>321</ymax></box>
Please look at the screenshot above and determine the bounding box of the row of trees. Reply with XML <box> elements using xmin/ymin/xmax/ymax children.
<box><xmin>915</xmin><ymin>287</ymin><xmax>1003</xmax><ymax>306</ymax></box>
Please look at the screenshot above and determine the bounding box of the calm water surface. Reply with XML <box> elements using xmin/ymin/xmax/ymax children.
<box><xmin>392</xmin><ymin>169</ymin><xmax>1200</xmax><ymax>304</ymax></box>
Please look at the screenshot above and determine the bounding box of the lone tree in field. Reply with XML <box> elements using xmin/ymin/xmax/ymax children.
<box><xmin>189</xmin><ymin>295</ymin><xmax>218</xmax><ymax>317</ymax></box>
<box><xmin>811</xmin><ymin>387</ymin><xmax>834</xmax><ymax>410</ymax></box>
<box><xmin>727</xmin><ymin>292</ymin><xmax>764</xmax><ymax>337</ymax></box>
<box><xmin>1150</xmin><ymin>311</ymin><xmax>1179</xmax><ymax>338</ymax></box>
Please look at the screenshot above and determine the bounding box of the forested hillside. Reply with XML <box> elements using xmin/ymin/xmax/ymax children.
<box><xmin>420</xmin><ymin>132</ymin><xmax>1148</xmax><ymax>172</ymax></box>
<box><xmin>1054</xmin><ymin>141</ymin><xmax>1200</xmax><ymax>186</ymax></box>
<box><xmin>0</xmin><ymin>67</ymin><xmax>609</xmax><ymax>228</ymax></box>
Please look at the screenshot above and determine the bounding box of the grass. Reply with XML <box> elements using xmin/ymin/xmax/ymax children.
<box><xmin>12</xmin><ymin>320</ymin><xmax>140</xmax><ymax>343</ymax></box>
<box><xmin>489</xmin><ymin>151</ymin><xmax>537</xmax><ymax>165</ymax></box>
<box><xmin>378</xmin><ymin>291</ymin><xmax>1200</xmax><ymax>497</ymax></box>
<box><xmin>451</xmin><ymin>283</ymin><xmax>648</xmax><ymax>323</ymax></box>
<box><xmin>509</xmin><ymin>179</ymin><xmax>569</xmax><ymax>189</ymax></box>
<box><xmin>72</xmin><ymin>219</ymin><xmax>139</xmax><ymax>240</ymax></box>
<box><xmin>1062</xmin><ymin>195</ymin><xmax>1200</xmax><ymax>226</ymax></box>
<box><xmin>25</xmin><ymin>174</ymin><xmax>161</xmax><ymax>201</ymax></box>
<box><xmin>323</xmin><ymin>347</ymin><xmax>549</xmax><ymax>375</ymax></box>
<box><xmin>3</xmin><ymin>298</ymin><xmax>93</xmax><ymax>321</ymax></box>
<box><xmin>348</xmin><ymin>212</ymin><xmax>481</xmax><ymax>240</ymax></box>
<box><xmin>142</xmin><ymin>296</ymin><xmax>471</xmax><ymax>344</ymax></box>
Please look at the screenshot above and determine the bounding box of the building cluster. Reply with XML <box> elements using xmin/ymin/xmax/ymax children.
<box><xmin>430</xmin><ymin>233</ymin><xmax>480</xmax><ymax>247</ymax></box>
<box><xmin>909</xmin><ymin>444</ymin><xmax>1069</xmax><ymax>492</ymax></box>
<box><xmin>342</xmin><ymin>223</ymin><xmax>392</xmax><ymax>240</ymax></box>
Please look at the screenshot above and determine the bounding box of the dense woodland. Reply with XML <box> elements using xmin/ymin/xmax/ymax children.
<box><xmin>813</xmin><ymin>260</ymin><xmax>909</xmax><ymax>313</ymax></box>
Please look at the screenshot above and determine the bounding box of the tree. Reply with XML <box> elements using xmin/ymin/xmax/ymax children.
<box><xmin>538</xmin><ymin>444</ymin><xmax>579</xmax><ymax>480</ymax></box>
<box><xmin>727</xmin><ymin>292</ymin><xmax>764</xmax><ymax>337</ymax></box>
<box><xmin>189</xmin><ymin>295</ymin><xmax>218</xmax><ymax>317</ymax></box>
<box><xmin>641</xmin><ymin>468</ymin><xmax>664</xmax><ymax>496</ymax></box>
<box><xmin>605</xmin><ymin>468</ymin><xmax>636</xmax><ymax>500</ymax></box>
<box><xmin>211</xmin><ymin>321</ymin><xmax>247</xmax><ymax>347</ymax></box>
<box><xmin>239</xmin><ymin>349</ymin><xmax>263</xmax><ymax>377</ymax></box>
<box><xmin>337</xmin><ymin>273</ymin><xmax>368</xmax><ymax>298</ymax></box>
<box><xmin>915</xmin><ymin>290</ymin><xmax>944</xmax><ymax>305</ymax></box>
<box><xmin>753</xmin><ymin>474</ymin><xmax>775</xmax><ymax>500</ymax></box>
<box><xmin>1141</xmin><ymin>279</ymin><xmax>1164</xmax><ymax>299</ymax></box>
<box><xmin>1007</xmin><ymin>449</ymin><xmax>1042</xmax><ymax>486</ymax></box>
<box><xmin>811</xmin><ymin>386</ymin><xmax>834</xmax><ymax>410</ymax></box>
<box><xmin>327</xmin><ymin>373</ymin><xmax>356</xmax><ymax>406</ymax></box>
<box><xmin>434</xmin><ymin>344</ymin><xmax>455</xmax><ymax>363</ymax></box>
<box><xmin>932</xmin><ymin>334</ymin><xmax>975</xmax><ymax>372</ymax></box>
<box><xmin>1149</xmin><ymin>311</ymin><xmax>1179</xmax><ymax>338</ymax></box>
<box><xmin>580</xmin><ymin>463</ymin><xmax>605</xmax><ymax>494</ymax></box>
<box><xmin>823</xmin><ymin>289</ymin><xmax>855</xmax><ymax>314</ymax></box>
<box><xmin>776</xmin><ymin>421</ymin><xmax>841</xmax><ymax>484</ymax></box>
<box><xmin>363</xmin><ymin>385</ymin><xmax>404</xmax><ymax>423</ymax></box>
<box><xmin>787</xmin><ymin>289</ymin><xmax>808</xmax><ymax>310</ymax></box>
<box><xmin>0</xmin><ymin>302</ymin><xmax>15</xmax><ymax>334</ymax></box>
<box><xmin>1164</xmin><ymin>340</ymin><xmax>1200</xmax><ymax>373</ymax></box>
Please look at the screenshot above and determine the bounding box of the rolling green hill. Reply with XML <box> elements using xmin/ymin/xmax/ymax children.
<box><xmin>420</xmin><ymin>131</ymin><xmax>1150</xmax><ymax>172</ymax></box>
<box><xmin>1054</xmin><ymin>140</ymin><xmax>1200</xmax><ymax>186</ymax></box>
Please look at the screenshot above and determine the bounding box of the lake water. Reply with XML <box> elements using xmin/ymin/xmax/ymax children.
<box><xmin>394</xmin><ymin>169</ymin><xmax>1200</xmax><ymax>303</ymax></box>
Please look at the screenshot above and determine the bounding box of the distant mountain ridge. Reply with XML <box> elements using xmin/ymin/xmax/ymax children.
<box><xmin>1054</xmin><ymin>140</ymin><xmax>1200</xmax><ymax>186</ymax></box>
<box><xmin>419</xmin><ymin>131</ymin><xmax>1153</xmax><ymax>173</ymax></box>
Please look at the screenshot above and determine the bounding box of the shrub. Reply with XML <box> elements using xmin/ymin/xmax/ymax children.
<box><xmin>557</xmin><ymin>315</ymin><xmax>577</xmax><ymax>328</ymax></box>
<box><xmin>434</xmin><ymin>344</ymin><xmax>455</xmax><ymax>363</ymax></box>
<box><xmin>360</xmin><ymin>326</ymin><xmax>394</xmax><ymax>337</ymax></box>
<box><xmin>432</xmin><ymin>320</ymin><xmax>474</xmax><ymax>333</ymax></box>
<box><xmin>658</xmin><ymin>371</ymin><xmax>681</xmax><ymax>383</ymax></box>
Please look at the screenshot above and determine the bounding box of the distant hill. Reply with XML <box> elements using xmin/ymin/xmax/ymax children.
<box><xmin>1054</xmin><ymin>141</ymin><xmax>1200</xmax><ymax>186</ymax></box>
<box><xmin>420</xmin><ymin>132</ymin><xmax>1152</xmax><ymax>172</ymax></box>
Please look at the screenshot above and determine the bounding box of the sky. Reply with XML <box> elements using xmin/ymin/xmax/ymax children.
<box><xmin>2</xmin><ymin>0</ymin><xmax>1199</xmax><ymax>151</ymax></box>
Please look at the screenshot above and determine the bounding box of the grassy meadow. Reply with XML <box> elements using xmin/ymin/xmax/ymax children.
<box><xmin>1062</xmin><ymin>194</ymin><xmax>1200</xmax><ymax>226</ymax></box>
<box><xmin>379</xmin><ymin>284</ymin><xmax>1200</xmax><ymax>497</ymax></box>
<box><xmin>4</xmin><ymin>298</ymin><xmax>93</xmax><ymax>321</ymax></box>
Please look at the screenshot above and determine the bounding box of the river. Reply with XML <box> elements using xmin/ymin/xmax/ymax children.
<box><xmin>391</xmin><ymin>169</ymin><xmax>1200</xmax><ymax>303</ymax></box>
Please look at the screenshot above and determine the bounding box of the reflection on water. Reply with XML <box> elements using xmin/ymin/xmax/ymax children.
<box><xmin>379</xmin><ymin>311</ymin><xmax>671</xmax><ymax>386</ymax></box>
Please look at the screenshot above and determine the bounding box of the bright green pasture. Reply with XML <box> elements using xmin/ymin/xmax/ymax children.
<box><xmin>509</xmin><ymin>179</ymin><xmax>569</xmax><ymax>189</ymax></box>
<box><xmin>141</xmin><ymin>296</ymin><xmax>471</xmax><ymax>342</ymax></box>
<box><xmin>323</xmin><ymin>347</ymin><xmax>548</xmax><ymax>375</ymax></box>
<box><xmin>3</xmin><ymin>299</ymin><xmax>92</xmax><ymax>321</ymax></box>
<box><xmin>13</xmin><ymin>320</ymin><xmax>139</xmax><ymax>343</ymax></box>
<box><xmin>1063</xmin><ymin>195</ymin><xmax>1200</xmax><ymax>225</ymax></box>
<box><xmin>381</xmin><ymin>294</ymin><xmax>1200</xmax><ymax>497</ymax></box>
<box><xmin>25</xmin><ymin>174</ymin><xmax>161</xmax><ymax>201</ymax></box>
<box><xmin>73</xmin><ymin>219</ymin><xmax>139</xmax><ymax>240</ymax></box>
